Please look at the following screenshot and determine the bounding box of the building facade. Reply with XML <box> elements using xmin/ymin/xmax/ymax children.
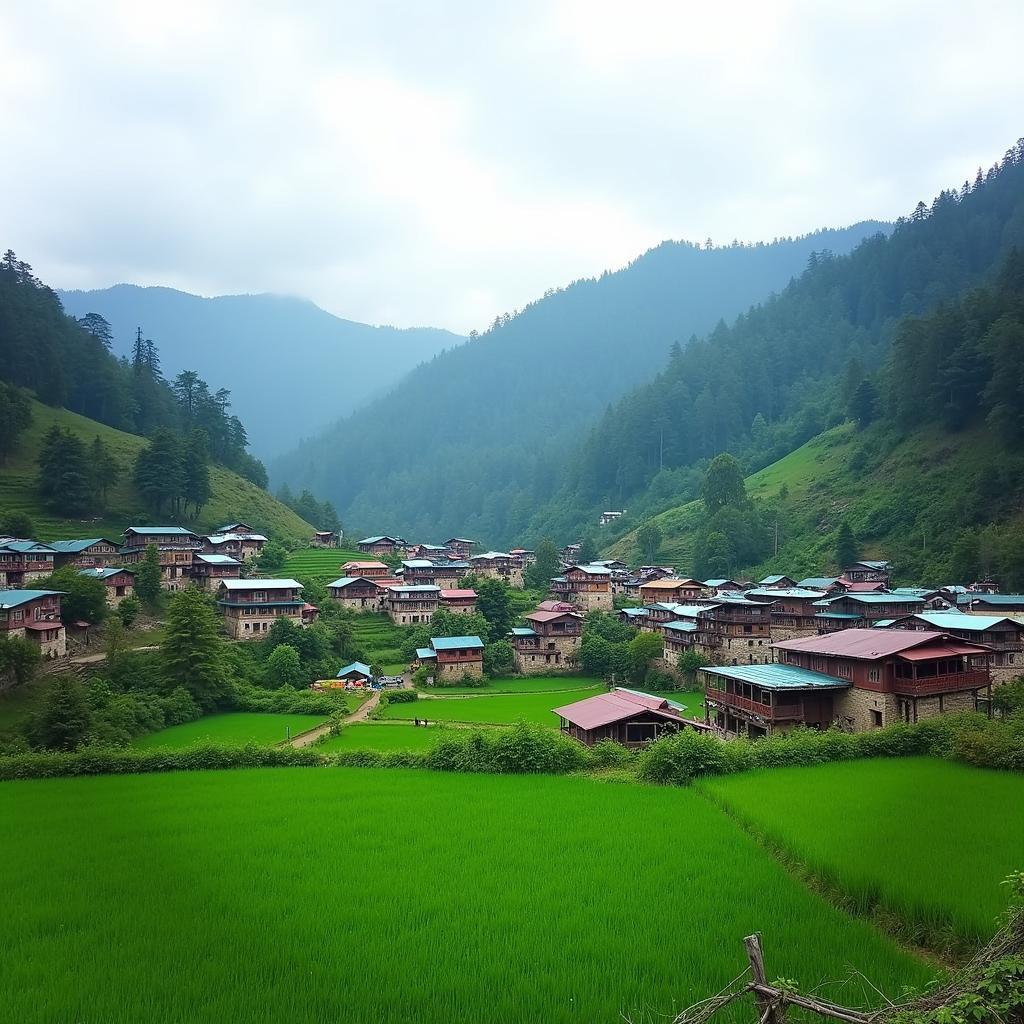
<box><xmin>216</xmin><ymin>578</ymin><xmax>307</xmax><ymax>639</ymax></box>
<box><xmin>0</xmin><ymin>589</ymin><xmax>66</xmax><ymax>661</ymax></box>
<box><xmin>120</xmin><ymin>527</ymin><xmax>203</xmax><ymax>592</ymax></box>
<box><xmin>511</xmin><ymin>609</ymin><xmax>583</xmax><ymax>673</ymax></box>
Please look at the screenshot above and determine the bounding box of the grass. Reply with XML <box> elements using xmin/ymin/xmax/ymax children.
<box><xmin>282</xmin><ymin>547</ymin><xmax>373</xmax><ymax>583</ymax></box>
<box><xmin>0</xmin><ymin>398</ymin><xmax>314</xmax><ymax>542</ymax></box>
<box><xmin>648</xmin><ymin>689</ymin><xmax>706</xmax><ymax>719</ymax></box>
<box><xmin>348</xmin><ymin>612</ymin><xmax>410</xmax><ymax>675</ymax></box>
<box><xmin>131</xmin><ymin>713</ymin><xmax>328</xmax><ymax>749</ymax></box>
<box><xmin>0</xmin><ymin>767</ymin><xmax>930</xmax><ymax>1023</ymax></box>
<box><xmin>420</xmin><ymin>674</ymin><xmax>605</xmax><ymax>694</ymax></box>
<box><xmin>314</xmin><ymin>722</ymin><xmax>456</xmax><ymax>752</ymax></box>
<box><xmin>382</xmin><ymin>686</ymin><xmax>608</xmax><ymax>726</ymax></box>
<box><xmin>700</xmin><ymin>758</ymin><xmax>1024</xmax><ymax>948</ymax></box>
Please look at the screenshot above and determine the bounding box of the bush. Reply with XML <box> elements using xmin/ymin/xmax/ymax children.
<box><xmin>380</xmin><ymin>689</ymin><xmax>418</xmax><ymax>704</ymax></box>
<box><xmin>590</xmin><ymin>739</ymin><xmax>636</xmax><ymax>770</ymax></box>
<box><xmin>425</xmin><ymin>723</ymin><xmax>590</xmax><ymax>775</ymax></box>
<box><xmin>232</xmin><ymin>684</ymin><xmax>347</xmax><ymax>716</ymax></box>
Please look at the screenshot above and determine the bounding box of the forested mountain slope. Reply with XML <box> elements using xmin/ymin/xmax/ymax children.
<box><xmin>529</xmin><ymin>141</ymin><xmax>1024</xmax><ymax>548</ymax></box>
<box><xmin>57</xmin><ymin>286</ymin><xmax>463</xmax><ymax>457</ymax></box>
<box><xmin>0</xmin><ymin>398</ymin><xmax>315</xmax><ymax>542</ymax></box>
<box><xmin>270</xmin><ymin>223</ymin><xmax>886</xmax><ymax>541</ymax></box>
<box><xmin>603</xmin><ymin>233</ymin><xmax>1024</xmax><ymax>587</ymax></box>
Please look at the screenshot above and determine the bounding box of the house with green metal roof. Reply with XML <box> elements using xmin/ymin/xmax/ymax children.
<box><xmin>415</xmin><ymin>635</ymin><xmax>485</xmax><ymax>683</ymax></box>
<box><xmin>812</xmin><ymin>592</ymin><xmax>925</xmax><ymax>630</ymax></box>
<box><xmin>49</xmin><ymin>538</ymin><xmax>121</xmax><ymax>569</ymax></box>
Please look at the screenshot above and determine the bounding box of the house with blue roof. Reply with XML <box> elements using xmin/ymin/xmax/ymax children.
<box><xmin>49</xmin><ymin>538</ymin><xmax>120</xmax><ymax>569</ymax></box>
<box><xmin>414</xmin><ymin>635</ymin><xmax>485</xmax><ymax>683</ymax></box>
<box><xmin>77</xmin><ymin>566</ymin><xmax>136</xmax><ymax>607</ymax></box>
<box><xmin>121</xmin><ymin>527</ymin><xmax>203</xmax><ymax>592</ymax></box>
<box><xmin>0</xmin><ymin>589</ymin><xmax>66</xmax><ymax>658</ymax></box>
<box><xmin>0</xmin><ymin>539</ymin><xmax>56</xmax><ymax>586</ymax></box>
<box><xmin>813</xmin><ymin>592</ymin><xmax>926</xmax><ymax>630</ymax></box>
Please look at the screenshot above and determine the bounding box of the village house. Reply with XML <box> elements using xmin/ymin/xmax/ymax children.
<box><xmin>358</xmin><ymin>535</ymin><xmax>406</xmax><ymax>557</ymax></box>
<box><xmin>757</xmin><ymin>574</ymin><xmax>799</xmax><ymax>590</ymax></box>
<box><xmin>445</xmin><ymin>538</ymin><xmax>477</xmax><ymax>559</ymax></box>
<box><xmin>700</xmin><ymin>597</ymin><xmax>774</xmax><ymax>664</ymax></box>
<box><xmin>958</xmin><ymin>593</ymin><xmax>1024</xmax><ymax>614</ymax></box>
<box><xmin>509</xmin><ymin>548</ymin><xmax>536</xmax><ymax>567</ymax></box>
<box><xmin>332</xmin><ymin>662</ymin><xmax>374</xmax><ymax>687</ymax></box>
<box><xmin>120</xmin><ymin>527</ymin><xmax>203</xmax><ymax>591</ymax></box>
<box><xmin>813</xmin><ymin>592</ymin><xmax>926</xmax><ymax>630</ymax></box>
<box><xmin>384</xmin><ymin>584</ymin><xmax>440</xmax><ymax>626</ymax></box>
<box><xmin>408</xmin><ymin>543</ymin><xmax>449</xmax><ymax>560</ymax></box>
<box><xmin>327</xmin><ymin>576</ymin><xmax>385</xmax><ymax>611</ymax></box>
<box><xmin>798</xmin><ymin>576</ymin><xmax>840</xmax><ymax>591</ymax></box>
<box><xmin>340</xmin><ymin>560</ymin><xmax>391</xmax><ymax>579</ymax></box>
<box><xmin>439</xmin><ymin>588</ymin><xmax>477</xmax><ymax>615</ymax></box>
<box><xmin>882</xmin><ymin>611</ymin><xmax>1024</xmax><ymax>686</ymax></box>
<box><xmin>215</xmin><ymin>578</ymin><xmax>310</xmax><ymax>639</ymax></box>
<box><xmin>550</xmin><ymin>563</ymin><xmax>613</xmax><ymax>611</ymax></box>
<box><xmin>413</xmin><ymin>635</ymin><xmax>484</xmax><ymax>683</ymax></box>
<box><xmin>401</xmin><ymin>560</ymin><xmax>440</xmax><ymax>586</ymax></box>
<box><xmin>560</xmin><ymin>542</ymin><xmax>581</xmax><ymax>563</ymax></box>
<box><xmin>469</xmin><ymin>551</ymin><xmax>524</xmax><ymax>588</ymax></box>
<box><xmin>843</xmin><ymin>559</ymin><xmax>892</xmax><ymax>586</ymax></box>
<box><xmin>310</xmin><ymin>530</ymin><xmax>338</xmax><ymax>548</ymax></box>
<box><xmin>703</xmin><ymin>579</ymin><xmax>744</xmax><ymax>593</ymax></box>
<box><xmin>0</xmin><ymin>540</ymin><xmax>57</xmax><ymax>587</ymax></box>
<box><xmin>203</xmin><ymin>530</ymin><xmax>268</xmax><ymax>561</ymax></box>
<box><xmin>553</xmin><ymin>688</ymin><xmax>709</xmax><ymax>747</ymax></box>
<box><xmin>49</xmin><ymin>538</ymin><xmax>121</xmax><ymax>569</ymax></box>
<box><xmin>0</xmin><ymin>589</ymin><xmax>66</xmax><ymax>660</ymax></box>
<box><xmin>77</xmin><ymin>567</ymin><xmax>135</xmax><ymax>607</ymax></box>
<box><xmin>661</xmin><ymin>619</ymin><xmax>700</xmax><ymax>662</ymax></box>
<box><xmin>744</xmin><ymin>588</ymin><xmax>827</xmax><ymax>639</ymax></box>
<box><xmin>638</xmin><ymin>577</ymin><xmax>704</xmax><ymax>605</ymax></box>
<box><xmin>703</xmin><ymin>627</ymin><xmax>993</xmax><ymax>738</ymax></box>
<box><xmin>511</xmin><ymin>608</ymin><xmax>583</xmax><ymax>673</ymax></box>
<box><xmin>190</xmin><ymin>553</ymin><xmax>243</xmax><ymax>591</ymax></box>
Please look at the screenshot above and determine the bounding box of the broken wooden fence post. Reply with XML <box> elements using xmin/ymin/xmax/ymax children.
<box><xmin>744</xmin><ymin>932</ymin><xmax>785</xmax><ymax>1023</ymax></box>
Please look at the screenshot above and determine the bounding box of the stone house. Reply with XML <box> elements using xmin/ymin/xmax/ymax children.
<box><xmin>120</xmin><ymin>527</ymin><xmax>203</xmax><ymax>592</ymax></box>
<box><xmin>77</xmin><ymin>567</ymin><xmax>136</xmax><ymax>607</ymax></box>
<box><xmin>813</xmin><ymin>592</ymin><xmax>926</xmax><ymax>630</ymax></box>
<box><xmin>439</xmin><ymin>588</ymin><xmax>478</xmax><ymax>615</ymax></box>
<box><xmin>384</xmin><ymin>585</ymin><xmax>440</xmax><ymax>626</ymax></box>
<box><xmin>0</xmin><ymin>540</ymin><xmax>57</xmax><ymax>587</ymax></box>
<box><xmin>357</xmin><ymin>536</ymin><xmax>405</xmax><ymax>556</ymax></box>
<box><xmin>550</xmin><ymin>564</ymin><xmax>613</xmax><ymax>611</ymax></box>
<box><xmin>414</xmin><ymin>635</ymin><xmax>484</xmax><ymax>683</ymax></box>
<box><xmin>638</xmin><ymin>577</ymin><xmax>704</xmax><ymax>605</ymax></box>
<box><xmin>445</xmin><ymin>538</ymin><xmax>477</xmax><ymax>559</ymax></box>
<box><xmin>327</xmin><ymin>576</ymin><xmax>385</xmax><ymax>610</ymax></box>
<box><xmin>0</xmin><ymin>589</ymin><xmax>66</xmax><ymax>661</ymax></box>
<box><xmin>190</xmin><ymin>554</ymin><xmax>243</xmax><ymax>592</ymax></box>
<box><xmin>511</xmin><ymin>609</ymin><xmax>583</xmax><ymax>673</ymax></box>
<box><xmin>744</xmin><ymin>587</ymin><xmax>827</xmax><ymax>639</ymax></box>
<box><xmin>203</xmin><ymin>530</ymin><xmax>268</xmax><ymax>561</ymax></box>
<box><xmin>469</xmin><ymin>552</ymin><xmax>524</xmax><ymax>588</ymax></box>
<box><xmin>216</xmin><ymin>578</ymin><xmax>308</xmax><ymax>639</ymax></box>
<box><xmin>49</xmin><ymin>538</ymin><xmax>121</xmax><ymax>569</ymax></box>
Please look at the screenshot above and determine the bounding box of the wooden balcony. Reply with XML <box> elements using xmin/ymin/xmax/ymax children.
<box><xmin>893</xmin><ymin>670</ymin><xmax>989</xmax><ymax>696</ymax></box>
<box><xmin>706</xmin><ymin>686</ymin><xmax>808</xmax><ymax>721</ymax></box>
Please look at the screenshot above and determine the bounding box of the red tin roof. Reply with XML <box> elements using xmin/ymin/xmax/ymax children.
<box><xmin>552</xmin><ymin>689</ymin><xmax>683</xmax><ymax>730</ymax></box>
<box><xmin>774</xmin><ymin>628</ymin><xmax>989</xmax><ymax>660</ymax></box>
<box><xmin>440</xmin><ymin>589</ymin><xmax>477</xmax><ymax>599</ymax></box>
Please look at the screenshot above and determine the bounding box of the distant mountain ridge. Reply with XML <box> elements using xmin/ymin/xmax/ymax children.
<box><xmin>271</xmin><ymin>222</ymin><xmax>889</xmax><ymax>542</ymax></box>
<box><xmin>56</xmin><ymin>285</ymin><xmax>463</xmax><ymax>457</ymax></box>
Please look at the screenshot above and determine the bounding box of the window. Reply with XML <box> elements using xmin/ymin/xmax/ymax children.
<box><xmin>837</xmin><ymin>663</ymin><xmax>851</xmax><ymax>678</ymax></box>
<box><xmin>869</xmin><ymin>709</ymin><xmax>882</xmax><ymax>728</ymax></box>
<box><xmin>868</xmin><ymin>668</ymin><xmax>880</xmax><ymax>682</ymax></box>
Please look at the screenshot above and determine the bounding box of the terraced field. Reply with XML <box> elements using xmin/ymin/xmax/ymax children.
<box><xmin>349</xmin><ymin>613</ymin><xmax>409</xmax><ymax>675</ymax></box>
<box><xmin>283</xmin><ymin>548</ymin><xmax>370</xmax><ymax>582</ymax></box>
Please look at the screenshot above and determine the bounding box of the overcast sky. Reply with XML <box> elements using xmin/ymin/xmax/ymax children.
<box><xmin>2</xmin><ymin>1</ymin><xmax>1022</xmax><ymax>334</ymax></box>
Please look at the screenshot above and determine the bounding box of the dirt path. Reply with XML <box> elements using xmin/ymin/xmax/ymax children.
<box><xmin>290</xmin><ymin>674</ymin><xmax>411</xmax><ymax>748</ymax></box>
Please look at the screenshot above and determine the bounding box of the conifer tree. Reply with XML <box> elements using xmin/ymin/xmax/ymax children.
<box><xmin>135</xmin><ymin>544</ymin><xmax>163</xmax><ymax>605</ymax></box>
<box><xmin>162</xmin><ymin>587</ymin><xmax>229</xmax><ymax>710</ymax></box>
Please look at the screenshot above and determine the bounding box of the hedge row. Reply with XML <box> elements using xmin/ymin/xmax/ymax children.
<box><xmin>1</xmin><ymin>713</ymin><xmax>1021</xmax><ymax>783</ymax></box>
<box><xmin>379</xmin><ymin>689</ymin><xmax>419</xmax><ymax>704</ymax></box>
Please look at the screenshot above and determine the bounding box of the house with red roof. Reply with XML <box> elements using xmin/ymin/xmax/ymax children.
<box><xmin>552</xmin><ymin>687</ymin><xmax>711</xmax><ymax>746</ymax></box>
<box><xmin>439</xmin><ymin>588</ymin><xmax>477</xmax><ymax>615</ymax></box>
<box><xmin>702</xmin><ymin>627</ymin><xmax>992</xmax><ymax>738</ymax></box>
<box><xmin>511</xmin><ymin>608</ymin><xmax>583</xmax><ymax>674</ymax></box>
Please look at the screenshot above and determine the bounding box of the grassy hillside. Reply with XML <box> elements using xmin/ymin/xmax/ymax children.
<box><xmin>0</xmin><ymin>399</ymin><xmax>315</xmax><ymax>541</ymax></box>
<box><xmin>606</xmin><ymin>422</ymin><xmax>1021</xmax><ymax>583</ymax></box>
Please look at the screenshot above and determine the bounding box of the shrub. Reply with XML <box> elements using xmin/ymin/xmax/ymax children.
<box><xmin>425</xmin><ymin>723</ymin><xmax>589</xmax><ymax>775</ymax></box>
<box><xmin>589</xmin><ymin>739</ymin><xmax>636</xmax><ymax>770</ymax></box>
<box><xmin>380</xmin><ymin>689</ymin><xmax>418</xmax><ymax>704</ymax></box>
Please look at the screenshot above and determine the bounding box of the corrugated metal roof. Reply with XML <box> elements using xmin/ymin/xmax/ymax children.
<box><xmin>439</xmin><ymin>589</ymin><xmax>477</xmax><ymax>599</ymax></box>
<box><xmin>903</xmin><ymin>612</ymin><xmax>1018</xmax><ymax>632</ymax></box>
<box><xmin>759</xmin><ymin>574</ymin><xmax>795</xmax><ymax>585</ymax></box>
<box><xmin>798</xmin><ymin>577</ymin><xmax>839</xmax><ymax>589</ymax></box>
<box><xmin>220</xmin><ymin>578</ymin><xmax>302</xmax><ymax>590</ymax></box>
<box><xmin>511</xmin><ymin>627</ymin><xmax>538</xmax><ymax>636</ymax></box>
<box><xmin>961</xmin><ymin>594</ymin><xmax>1024</xmax><ymax>607</ymax></box>
<box><xmin>77</xmin><ymin>567</ymin><xmax>133</xmax><ymax>580</ymax></box>
<box><xmin>387</xmin><ymin>585</ymin><xmax>441</xmax><ymax>593</ymax></box>
<box><xmin>48</xmin><ymin>538</ymin><xmax>117</xmax><ymax>552</ymax></box>
<box><xmin>552</xmin><ymin>688</ymin><xmax>684</xmax><ymax>729</ymax></box>
<box><xmin>336</xmin><ymin>662</ymin><xmax>372</xmax><ymax>678</ymax></box>
<box><xmin>124</xmin><ymin>526</ymin><xmax>198</xmax><ymax>536</ymax></box>
<box><xmin>640</xmin><ymin>577</ymin><xmax>702</xmax><ymax>589</ymax></box>
<box><xmin>525</xmin><ymin>609</ymin><xmax>579</xmax><ymax>623</ymax></box>
<box><xmin>704</xmin><ymin>664</ymin><xmax>850</xmax><ymax>689</ymax></box>
<box><xmin>402</xmin><ymin>560</ymin><xmax>436</xmax><ymax>568</ymax></box>
<box><xmin>898</xmin><ymin>643</ymin><xmax>987</xmax><ymax>661</ymax></box>
<box><xmin>746</xmin><ymin>588</ymin><xmax>826</xmax><ymax>599</ymax></box>
<box><xmin>816</xmin><ymin>593</ymin><xmax>925</xmax><ymax>606</ymax></box>
<box><xmin>358</xmin><ymin>536</ymin><xmax>403</xmax><ymax>545</ymax></box>
<box><xmin>664</xmin><ymin>620</ymin><xmax>697</xmax><ymax>633</ymax></box>
<box><xmin>1</xmin><ymin>540</ymin><xmax>56</xmax><ymax>553</ymax></box>
<box><xmin>206</xmin><ymin>532</ymin><xmax>268</xmax><ymax>544</ymax></box>
<box><xmin>416</xmin><ymin>647</ymin><xmax>437</xmax><ymax>659</ymax></box>
<box><xmin>0</xmin><ymin>589</ymin><xmax>65</xmax><ymax>608</ymax></box>
<box><xmin>775</xmin><ymin>628</ymin><xmax>982</xmax><ymax>659</ymax></box>
<box><xmin>194</xmin><ymin>553</ymin><xmax>242</xmax><ymax>565</ymax></box>
<box><xmin>430</xmin><ymin>635</ymin><xmax>484</xmax><ymax>651</ymax></box>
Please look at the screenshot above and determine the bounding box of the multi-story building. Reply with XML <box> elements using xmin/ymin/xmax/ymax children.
<box><xmin>340</xmin><ymin>561</ymin><xmax>391</xmax><ymax>579</ymax></box>
<box><xmin>216</xmin><ymin>578</ymin><xmax>310</xmax><ymax>639</ymax></box>
<box><xmin>0</xmin><ymin>589</ymin><xmax>66</xmax><ymax>660</ymax></box>
<box><xmin>813</xmin><ymin>592</ymin><xmax>926</xmax><ymax>630</ymax></box>
<box><xmin>550</xmin><ymin>564</ymin><xmax>613</xmax><ymax>611</ymax></box>
<box><xmin>638</xmin><ymin>577</ymin><xmax>704</xmax><ymax>605</ymax></box>
<box><xmin>445</xmin><ymin>538</ymin><xmax>477</xmax><ymax>559</ymax></box>
<box><xmin>0</xmin><ymin>540</ymin><xmax>57</xmax><ymax>587</ymax></box>
<box><xmin>511</xmin><ymin>608</ymin><xmax>583</xmax><ymax>673</ymax></box>
<box><xmin>439</xmin><ymin>588</ymin><xmax>477</xmax><ymax>615</ymax></box>
<box><xmin>327</xmin><ymin>576</ymin><xmax>385</xmax><ymax>610</ymax></box>
<box><xmin>358</xmin><ymin>535</ymin><xmax>406</xmax><ymax>556</ymax></box>
<box><xmin>469</xmin><ymin>552</ymin><xmax>524</xmax><ymax>588</ymax></box>
<box><xmin>120</xmin><ymin>527</ymin><xmax>203</xmax><ymax>591</ymax></box>
<box><xmin>842</xmin><ymin>560</ymin><xmax>892</xmax><ymax>586</ymax></box>
<box><xmin>49</xmin><ymin>538</ymin><xmax>121</xmax><ymax>569</ymax></box>
<box><xmin>744</xmin><ymin>587</ymin><xmax>827</xmax><ymax>639</ymax></box>
<box><xmin>190</xmin><ymin>554</ymin><xmax>243</xmax><ymax>592</ymax></box>
<box><xmin>203</xmin><ymin>530</ymin><xmax>268</xmax><ymax>561</ymax></box>
<box><xmin>384</xmin><ymin>585</ymin><xmax>440</xmax><ymax>626</ymax></box>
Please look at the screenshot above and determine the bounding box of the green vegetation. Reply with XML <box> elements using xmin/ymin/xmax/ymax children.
<box><xmin>700</xmin><ymin>758</ymin><xmax>1024</xmax><ymax>949</ymax></box>
<box><xmin>0</xmin><ymin>398</ymin><xmax>314</xmax><ymax>541</ymax></box>
<box><xmin>0</xmin><ymin>767</ymin><xmax>929</xmax><ymax>1023</ymax></box>
<box><xmin>380</xmin><ymin>686</ymin><xmax>606</xmax><ymax>726</ymax></box>
<box><xmin>416</xmin><ymin>675</ymin><xmax>603</xmax><ymax>694</ymax></box>
<box><xmin>282</xmin><ymin>547</ymin><xmax>370</xmax><ymax>582</ymax></box>
<box><xmin>315</xmin><ymin>722</ymin><xmax>451</xmax><ymax>753</ymax></box>
<box><xmin>132</xmin><ymin>713</ymin><xmax>327</xmax><ymax>748</ymax></box>
<box><xmin>347</xmin><ymin>613</ymin><xmax>409</xmax><ymax>675</ymax></box>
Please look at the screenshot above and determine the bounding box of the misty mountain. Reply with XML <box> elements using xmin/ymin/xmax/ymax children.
<box><xmin>56</xmin><ymin>285</ymin><xmax>463</xmax><ymax>457</ymax></box>
<box><xmin>271</xmin><ymin>222</ymin><xmax>888</xmax><ymax>540</ymax></box>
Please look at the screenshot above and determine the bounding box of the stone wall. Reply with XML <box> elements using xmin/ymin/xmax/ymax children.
<box><xmin>516</xmin><ymin>634</ymin><xmax>580</xmax><ymax>674</ymax></box>
<box><xmin>834</xmin><ymin>687</ymin><xmax>901</xmax><ymax>732</ymax></box>
<box><xmin>224</xmin><ymin>611</ymin><xmax>302</xmax><ymax>640</ymax></box>
<box><xmin>387</xmin><ymin>607</ymin><xmax>436</xmax><ymax>626</ymax></box>
<box><xmin>436</xmin><ymin>659</ymin><xmax>483</xmax><ymax>681</ymax></box>
<box><xmin>700</xmin><ymin>636</ymin><xmax>772</xmax><ymax>666</ymax></box>
<box><xmin>577</xmin><ymin>589</ymin><xmax>612</xmax><ymax>612</ymax></box>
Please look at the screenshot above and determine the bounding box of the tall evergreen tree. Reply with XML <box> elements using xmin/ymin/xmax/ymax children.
<box><xmin>835</xmin><ymin>521</ymin><xmax>859</xmax><ymax>570</ymax></box>
<box><xmin>162</xmin><ymin>587</ymin><xmax>229</xmax><ymax>710</ymax></box>
<box><xmin>524</xmin><ymin>538</ymin><xmax>559</xmax><ymax>589</ymax></box>
<box><xmin>36</xmin><ymin>426</ymin><xmax>91</xmax><ymax>514</ymax></box>
<box><xmin>135</xmin><ymin>544</ymin><xmax>163</xmax><ymax>605</ymax></box>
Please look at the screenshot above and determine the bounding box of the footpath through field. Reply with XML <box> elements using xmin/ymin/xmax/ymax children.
<box><xmin>290</xmin><ymin>675</ymin><xmax>410</xmax><ymax>748</ymax></box>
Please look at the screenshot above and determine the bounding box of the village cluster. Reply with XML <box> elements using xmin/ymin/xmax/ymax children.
<box><xmin>2</xmin><ymin>524</ymin><xmax>1022</xmax><ymax>749</ymax></box>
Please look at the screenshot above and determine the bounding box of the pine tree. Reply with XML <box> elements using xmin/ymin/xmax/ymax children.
<box><xmin>524</xmin><ymin>538</ymin><xmax>559</xmax><ymax>589</ymax></box>
<box><xmin>181</xmin><ymin>429</ymin><xmax>211</xmax><ymax>516</ymax></box>
<box><xmin>835</xmin><ymin>521</ymin><xmax>859</xmax><ymax>570</ymax></box>
<box><xmin>36</xmin><ymin>427</ymin><xmax>91</xmax><ymax>514</ymax></box>
<box><xmin>162</xmin><ymin>587</ymin><xmax>229</xmax><ymax>710</ymax></box>
<box><xmin>134</xmin><ymin>428</ymin><xmax>183</xmax><ymax>515</ymax></box>
<box><xmin>89</xmin><ymin>436</ymin><xmax>119</xmax><ymax>510</ymax></box>
<box><xmin>849</xmin><ymin>379</ymin><xmax>878</xmax><ymax>428</ymax></box>
<box><xmin>135</xmin><ymin>544</ymin><xmax>163</xmax><ymax>605</ymax></box>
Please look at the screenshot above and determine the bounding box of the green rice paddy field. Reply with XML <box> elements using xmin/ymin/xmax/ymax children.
<box><xmin>283</xmin><ymin>547</ymin><xmax>368</xmax><ymax>582</ymax></box>
<box><xmin>701</xmin><ymin>758</ymin><xmax>1024</xmax><ymax>947</ymax></box>
<box><xmin>419</xmin><ymin>675</ymin><xmax>603</xmax><ymax>694</ymax></box>
<box><xmin>132</xmin><ymin>712</ymin><xmax>328</xmax><ymax>749</ymax></box>
<box><xmin>0</xmin><ymin>767</ymin><xmax>933</xmax><ymax>1024</ymax></box>
<box><xmin>383</xmin><ymin>687</ymin><xmax>608</xmax><ymax>726</ymax></box>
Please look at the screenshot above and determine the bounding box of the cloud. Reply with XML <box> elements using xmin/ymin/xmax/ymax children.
<box><xmin>1</xmin><ymin>0</ymin><xmax>1022</xmax><ymax>332</ymax></box>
